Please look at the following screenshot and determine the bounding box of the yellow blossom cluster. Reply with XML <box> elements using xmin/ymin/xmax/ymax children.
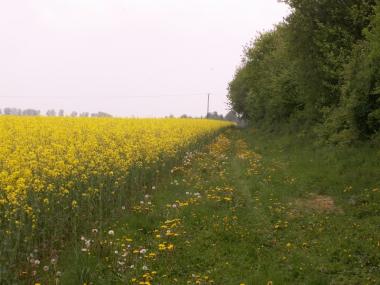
<box><xmin>0</xmin><ymin>116</ymin><xmax>231</xmax><ymax>280</ymax></box>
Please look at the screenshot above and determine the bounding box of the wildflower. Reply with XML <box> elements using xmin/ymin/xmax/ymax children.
<box><xmin>43</xmin><ymin>265</ymin><xmax>49</xmax><ymax>271</ymax></box>
<box><xmin>142</xmin><ymin>265</ymin><xmax>148</xmax><ymax>270</ymax></box>
<box><xmin>108</xmin><ymin>230</ymin><xmax>115</xmax><ymax>236</ymax></box>
<box><xmin>92</xmin><ymin>228</ymin><xmax>98</xmax><ymax>234</ymax></box>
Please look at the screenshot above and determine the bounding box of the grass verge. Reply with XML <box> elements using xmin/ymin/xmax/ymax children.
<box><xmin>37</xmin><ymin>128</ymin><xmax>380</xmax><ymax>284</ymax></box>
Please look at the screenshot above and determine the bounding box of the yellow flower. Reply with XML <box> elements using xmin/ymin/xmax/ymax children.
<box><xmin>0</xmin><ymin>116</ymin><xmax>232</xmax><ymax>276</ymax></box>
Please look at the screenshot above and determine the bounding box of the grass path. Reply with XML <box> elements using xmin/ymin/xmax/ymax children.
<box><xmin>50</xmin><ymin>128</ymin><xmax>379</xmax><ymax>284</ymax></box>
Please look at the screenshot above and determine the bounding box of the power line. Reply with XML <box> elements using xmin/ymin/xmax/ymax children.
<box><xmin>0</xmin><ymin>93</ymin><xmax>218</xmax><ymax>99</ymax></box>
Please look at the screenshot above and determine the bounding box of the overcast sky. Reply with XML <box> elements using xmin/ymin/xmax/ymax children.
<box><xmin>0</xmin><ymin>0</ymin><xmax>289</xmax><ymax>117</ymax></box>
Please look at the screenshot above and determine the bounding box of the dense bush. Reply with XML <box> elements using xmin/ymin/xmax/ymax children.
<box><xmin>228</xmin><ymin>0</ymin><xmax>380</xmax><ymax>143</ymax></box>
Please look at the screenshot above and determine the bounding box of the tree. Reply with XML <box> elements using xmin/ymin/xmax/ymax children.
<box><xmin>225</xmin><ymin>110</ymin><xmax>239</xmax><ymax>122</ymax></box>
<box><xmin>22</xmin><ymin>109</ymin><xmax>40</xmax><ymax>116</ymax></box>
<box><xmin>228</xmin><ymin>25</ymin><xmax>301</xmax><ymax>129</ymax></box>
<box><xmin>206</xmin><ymin>111</ymin><xmax>224</xmax><ymax>120</ymax></box>
<box><xmin>46</xmin><ymin>109</ymin><xmax>56</xmax><ymax>116</ymax></box>
<box><xmin>228</xmin><ymin>0</ymin><xmax>379</xmax><ymax>142</ymax></box>
<box><xmin>3</xmin><ymin>108</ymin><xmax>21</xmax><ymax>115</ymax></box>
<box><xmin>283</xmin><ymin>0</ymin><xmax>376</xmax><ymax>120</ymax></box>
<box><xmin>91</xmin><ymin>112</ymin><xmax>112</xmax><ymax>118</ymax></box>
<box><xmin>323</xmin><ymin>2</ymin><xmax>380</xmax><ymax>142</ymax></box>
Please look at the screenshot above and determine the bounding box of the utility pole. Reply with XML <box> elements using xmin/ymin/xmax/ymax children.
<box><xmin>206</xmin><ymin>93</ymin><xmax>210</xmax><ymax>118</ymax></box>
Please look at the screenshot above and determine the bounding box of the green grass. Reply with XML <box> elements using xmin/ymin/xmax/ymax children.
<box><xmin>36</xmin><ymin>128</ymin><xmax>380</xmax><ymax>285</ymax></box>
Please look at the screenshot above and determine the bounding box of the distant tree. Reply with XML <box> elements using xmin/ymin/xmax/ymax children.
<box><xmin>225</xmin><ymin>110</ymin><xmax>239</xmax><ymax>122</ymax></box>
<box><xmin>46</xmin><ymin>109</ymin><xmax>56</xmax><ymax>116</ymax></box>
<box><xmin>207</xmin><ymin>111</ymin><xmax>224</xmax><ymax>120</ymax></box>
<box><xmin>70</xmin><ymin>111</ymin><xmax>78</xmax><ymax>117</ymax></box>
<box><xmin>3</xmin><ymin>108</ymin><xmax>22</xmax><ymax>115</ymax></box>
<box><xmin>97</xmin><ymin>112</ymin><xmax>112</xmax><ymax>117</ymax></box>
<box><xmin>79</xmin><ymin>112</ymin><xmax>89</xmax><ymax>117</ymax></box>
<box><xmin>0</xmin><ymin>109</ymin><xmax>2</xmax><ymax>115</ymax></box>
<box><xmin>58</xmin><ymin>109</ymin><xmax>64</xmax><ymax>116</ymax></box>
<box><xmin>22</xmin><ymin>109</ymin><xmax>40</xmax><ymax>116</ymax></box>
<box><xmin>90</xmin><ymin>112</ymin><xmax>112</xmax><ymax>118</ymax></box>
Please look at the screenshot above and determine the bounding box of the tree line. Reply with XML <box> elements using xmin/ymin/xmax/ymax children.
<box><xmin>0</xmin><ymin>108</ymin><xmax>113</xmax><ymax>118</ymax></box>
<box><xmin>0</xmin><ymin>108</ymin><xmax>241</xmax><ymax>123</ymax></box>
<box><xmin>228</xmin><ymin>0</ymin><xmax>380</xmax><ymax>144</ymax></box>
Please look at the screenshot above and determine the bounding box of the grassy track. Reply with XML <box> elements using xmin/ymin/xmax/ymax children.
<box><xmin>46</xmin><ymin>128</ymin><xmax>379</xmax><ymax>285</ymax></box>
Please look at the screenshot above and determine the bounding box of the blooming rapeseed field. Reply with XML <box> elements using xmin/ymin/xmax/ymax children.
<box><xmin>0</xmin><ymin>116</ymin><xmax>231</xmax><ymax>281</ymax></box>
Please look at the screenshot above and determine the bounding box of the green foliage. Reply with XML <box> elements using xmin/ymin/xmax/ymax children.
<box><xmin>228</xmin><ymin>0</ymin><xmax>380</xmax><ymax>143</ymax></box>
<box><xmin>228</xmin><ymin>26</ymin><xmax>301</xmax><ymax>130</ymax></box>
<box><xmin>323</xmin><ymin>2</ymin><xmax>380</xmax><ymax>142</ymax></box>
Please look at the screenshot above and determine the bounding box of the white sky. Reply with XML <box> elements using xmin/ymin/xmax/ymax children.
<box><xmin>0</xmin><ymin>0</ymin><xmax>289</xmax><ymax>117</ymax></box>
